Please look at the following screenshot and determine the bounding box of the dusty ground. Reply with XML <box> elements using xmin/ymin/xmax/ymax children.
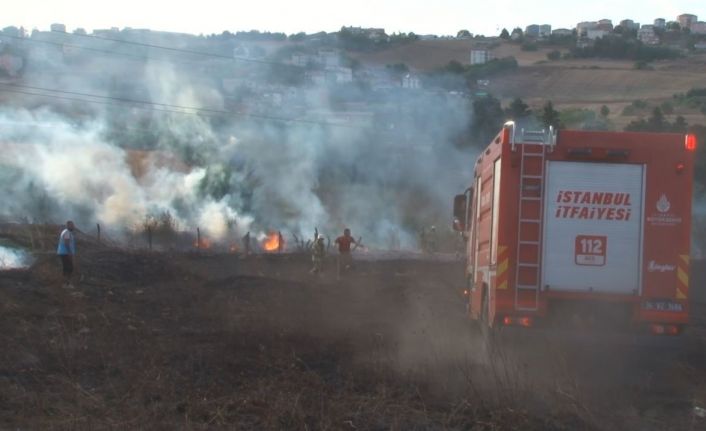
<box><xmin>1</xmin><ymin>229</ymin><xmax>705</xmax><ymax>430</ymax></box>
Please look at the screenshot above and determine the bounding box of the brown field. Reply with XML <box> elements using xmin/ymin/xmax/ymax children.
<box><xmin>1</xmin><ymin>225</ymin><xmax>705</xmax><ymax>430</ymax></box>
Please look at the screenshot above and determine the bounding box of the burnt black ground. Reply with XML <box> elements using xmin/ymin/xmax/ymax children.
<box><xmin>0</xmin><ymin>243</ymin><xmax>704</xmax><ymax>430</ymax></box>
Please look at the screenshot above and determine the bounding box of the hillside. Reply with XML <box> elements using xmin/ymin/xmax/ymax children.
<box><xmin>352</xmin><ymin>40</ymin><xmax>706</xmax><ymax>126</ymax></box>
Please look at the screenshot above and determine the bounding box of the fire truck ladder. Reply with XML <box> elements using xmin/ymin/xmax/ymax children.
<box><xmin>513</xmin><ymin>128</ymin><xmax>554</xmax><ymax>312</ymax></box>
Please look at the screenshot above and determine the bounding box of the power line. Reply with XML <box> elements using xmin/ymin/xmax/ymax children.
<box><xmin>66</xmin><ymin>30</ymin><xmax>280</xmax><ymax>66</ymax></box>
<box><xmin>1</xmin><ymin>32</ymin><xmax>304</xmax><ymax>69</ymax></box>
<box><xmin>0</xmin><ymin>34</ymin><xmax>202</xmax><ymax>66</ymax></box>
<box><xmin>0</xmin><ymin>82</ymin><xmax>359</xmax><ymax>128</ymax></box>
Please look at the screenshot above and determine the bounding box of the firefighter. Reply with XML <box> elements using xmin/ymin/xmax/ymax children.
<box><xmin>310</xmin><ymin>235</ymin><xmax>326</xmax><ymax>274</ymax></box>
<box><xmin>334</xmin><ymin>228</ymin><xmax>357</xmax><ymax>279</ymax></box>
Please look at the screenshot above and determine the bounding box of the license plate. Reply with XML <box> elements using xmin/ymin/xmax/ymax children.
<box><xmin>642</xmin><ymin>300</ymin><xmax>684</xmax><ymax>312</ymax></box>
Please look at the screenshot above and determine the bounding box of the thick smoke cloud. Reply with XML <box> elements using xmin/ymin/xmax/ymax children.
<box><xmin>0</xmin><ymin>31</ymin><xmax>475</xmax><ymax>248</ymax></box>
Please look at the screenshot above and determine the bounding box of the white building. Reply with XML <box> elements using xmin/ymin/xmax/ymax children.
<box><xmin>638</xmin><ymin>25</ymin><xmax>660</xmax><ymax>45</ymax></box>
<box><xmin>654</xmin><ymin>18</ymin><xmax>666</xmax><ymax>29</ymax></box>
<box><xmin>552</xmin><ymin>28</ymin><xmax>573</xmax><ymax>36</ymax></box>
<box><xmin>470</xmin><ymin>48</ymin><xmax>493</xmax><ymax>65</ymax></box>
<box><xmin>586</xmin><ymin>29</ymin><xmax>609</xmax><ymax>40</ymax></box>
<box><xmin>576</xmin><ymin>21</ymin><xmax>598</xmax><ymax>36</ymax></box>
<box><xmin>402</xmin><ymin>74</ymin><xmax>421</xmax><ymax>89</ymax></box>
<box><xmin>50</xmin><ymin>23</ymin><xmax>66</xmax><ymax>33</ymax></box>
<box><xmin>691</xmin><ymin>22</ymin><xmax>706</xmax><ymax>34</ymax></box>
<box><xmin>678</xmin><ymin>14</ymin><xmax>697</xmax><ymax>29</ymax></box>
<box><xmin>539</xmin><ymin>24</ymin><xmax>552</xmax><ymax>38</ymax></box>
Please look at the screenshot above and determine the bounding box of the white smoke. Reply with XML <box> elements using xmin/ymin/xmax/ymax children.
<box><xmin>0</xmin><ymin>246</ymin><xmax>33</xmax><ymax>270</ymax></box>
<box><xmin>0</xmin><ymin>32</ymin><xmax>475</xmax><ymax>247</ymax></box>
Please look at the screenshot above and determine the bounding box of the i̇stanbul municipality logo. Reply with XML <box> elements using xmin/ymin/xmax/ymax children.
<box><xmin>656</xmin><ymin>194</ymin><xmax>671</xmax><ymax>213</ymax></box>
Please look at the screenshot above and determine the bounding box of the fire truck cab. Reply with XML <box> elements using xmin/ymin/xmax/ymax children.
<box><xmin>453</xmin><ymin>123</ymin><xmax>697</xmax><ymax>335</ymax></box>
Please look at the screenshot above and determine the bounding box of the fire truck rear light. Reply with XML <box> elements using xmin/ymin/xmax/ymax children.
<box><xmin>649</xmin><ymin>324</ymin><xmax>680</xmax><ymax>336</ymax></box>
<box><xmin>685</xmin><ymin>134</ymin><xmax>697</xmax><ymax>151</ymax></box>
<box><xmin>518</xmin><ymin>317</ymin><xmax>533</xmax><ymax>327</ymax></box>
<box><xmin>502</xmin><ymin>316</ymin><xmax>534</xmax><ymax>327</ymax></box>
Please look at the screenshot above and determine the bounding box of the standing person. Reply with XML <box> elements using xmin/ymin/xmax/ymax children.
<box><xmin>334</xmin><ymin>228</ymin><xmax>357</xmax><ymax>279</ymax></box>
<box><xmin>57</xmin><ymin>220</ymin><xmax>76</xmax><ymax>288</ymax></box>
<box><xmin>310</xmin><ymin>235</ymin><xmax>326</xmax><ymax>275</ymax></box>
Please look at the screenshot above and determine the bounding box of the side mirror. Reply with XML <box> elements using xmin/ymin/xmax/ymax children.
<box><xmin>453</xmin><ymin>194</ymin><xmax>467</xmax><ymax>231</ymax></box>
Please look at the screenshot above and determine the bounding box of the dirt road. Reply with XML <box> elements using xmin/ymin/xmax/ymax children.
<box><xmin>0</xmin><ymin>246</ymin><xmax>704</xmax><ymax>430</ymax></box>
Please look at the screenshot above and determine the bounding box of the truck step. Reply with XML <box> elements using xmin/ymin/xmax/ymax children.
<box><xmin>521</xmin><ymin>175</ymin><xmax>544</xmax><ymax>179</ymax></box>
<box><xmin>519</xmin><ymin>241</ymin><xmax>540</xmax><ymax>245</ymax></box>
<box><xmin>522</xmin><ymin>153</ymin><xmax>545</xmax><ymax>158</ymax></box>
<box><xmin>516</xmin><ymin>284</ymin><xmax>540</xmax><ymax>290</ymax></box>
<box><xmin>517</xmin><ymin>263</ymin><xmax>539</xmax><ymax>268</ymax></box>
<box><xmin>520</xmin><ymin>196</ymin><xmax>542</xmax><ymax>201</ymax></box>
<box><xmin>519</xmin><ymin>219</ymin><xmax>541</xmax><ymax>223</ymax></box>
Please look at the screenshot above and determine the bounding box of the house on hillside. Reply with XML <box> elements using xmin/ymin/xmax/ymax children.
<box><xmin>402</xmin><ymin>74</ymin><xmax>421</xmax><ymax>89</ymax></box>
<box><xmin>50</xmin><ymin>23</ymin><xmax>66</xmax><ymax>33</ymax></box>
<box><xmin>619</xmin><ymin>19</ymin><xmax>640</xmax><ymax>30</ymax></box>
<box><xmin>470</xmin><ymin>48</ymin><xmax>493</xmax><ymax>65</ymax></box>
<box><xmin>678</xmin><ymin>14</ymin><xmax>697</xmax><ymax>29</ymax></box>
<box><xmin>691</xmin><ymin>22</ymin><xmax>706</xmax><ymax>35</ymax></box>
<box><xmin>539</xmin><ymin>25</ymin><xmax>552</xmax><ymax>38</ymax></box>
<box><xmin>576</xmin><ymin>21</ymin><xmax>598</xmax><ymax>36</ymax></box>
<box><xmin>597</xmin><ymin>19</ymin><xmax>614</xmax><ymax>31</ymax></box>
<box><xmin>552</xmin><ymin>28</ymin><xmax>573</xmax><ymax>36</ymax></box>
<box><xmin>586</xmin><ymin>29</ymin><xmax>609</xmax><ymax>40</ymax></box>
<box><xmin>654</xmin><ymin>18</ymin><xmax>666</xmax><ymax>29</ymax></box>
<box><xmin>525</xmin><ymin>24</ymin><xmax>540</xmax><ymax>38</ymax></box>
<box><xmin>638</xmin><ymin>25</ymin><xmax>660</xmax><ymax>45</ymax></box>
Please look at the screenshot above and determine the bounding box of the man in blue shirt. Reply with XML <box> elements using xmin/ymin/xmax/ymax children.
<box><xmin>57</xmin><ymin>220</ymin><xmax>76</xmax><ymax>288</ymax></box>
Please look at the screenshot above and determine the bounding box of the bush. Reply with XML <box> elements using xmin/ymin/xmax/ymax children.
<box><xmin>521</xmin><ymin>42</ymin><xmax>538</xmax><ymax>51</ymax></box>
<box><xmin>547</xmin><ymin>50</ymin><xmax>561</xmax><ymax>61</ymax></box>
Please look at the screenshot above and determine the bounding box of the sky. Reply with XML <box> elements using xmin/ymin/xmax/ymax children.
<box><xmin>1</xmin><ymin>1</ymin><xmax>704</xmax><ymax>37</ymax></box>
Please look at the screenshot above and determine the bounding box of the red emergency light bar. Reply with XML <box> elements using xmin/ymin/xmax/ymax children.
<box><xmin>686</xmin><ymin>134</ymin><xmax>697</xmax><ymax>151</ymax></box>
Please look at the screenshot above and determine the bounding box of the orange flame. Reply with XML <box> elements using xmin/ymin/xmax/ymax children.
<box><xmin>262</xmin><ymin>232</ymin><xmax>282</xmax><ymax>252</ymax></box>
<box><xmin>194</xmin><ymin>237</ymin><xmax>212</xmax><ymax>249</ymax></box>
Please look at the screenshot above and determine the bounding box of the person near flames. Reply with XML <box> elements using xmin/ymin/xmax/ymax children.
<box><xmin>310</xmin><ymin>235</ymin><xmax>326</xmax><ymax>275</ymax></box>
<box><xmin>56</xmin><ymin>220</ymin><xmax>77</xmax><ymax>288</ymax></box>
<box><xmin>335</xmin><ymin>228</ymin><xmax>357</xmax><ymax>278</ymax></box>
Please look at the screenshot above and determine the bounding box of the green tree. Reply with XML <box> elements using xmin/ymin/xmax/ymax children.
<box><xmin>500</xmin><ymin>28</ymin><xmax>510</xmax><ymax>39</ymax></box>
<box><xmin>472</xmin><ymin>95</ymin><xmax>505</xmax><ymax>144</ymax></box>
<box><xmin>457</xmin><ymin>29</ymin><xmax>472</xmax><ymax>38</ymax></box>
<box><xmin>540</xmin><ymin>101</ymin><xmax>562</xmax><ymax>129</ymax></box>
<box><xmin>600</xmin><ymin>105</ymin><xmax>610</xmax><ymax>118</ymax></box>
<box><xmin>647</xmin><ymin>107</ymin><xmax>666</xmax><ymax>131</ymax></box>
<box><xmin>506</xmin><ymin>98</ymin><xmax>531</xmax><ymax>119</ymax></box>
<box><xmin>444</xmin><ymin>60</ymin><xmax>466</xmax><ymax>74</ymax></box>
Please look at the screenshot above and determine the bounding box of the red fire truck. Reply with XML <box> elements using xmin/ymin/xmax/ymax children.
<box><xmin>453</xmin><ymin>122</ymin><xmax>697</xmax><ymax>335</ymax></box>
